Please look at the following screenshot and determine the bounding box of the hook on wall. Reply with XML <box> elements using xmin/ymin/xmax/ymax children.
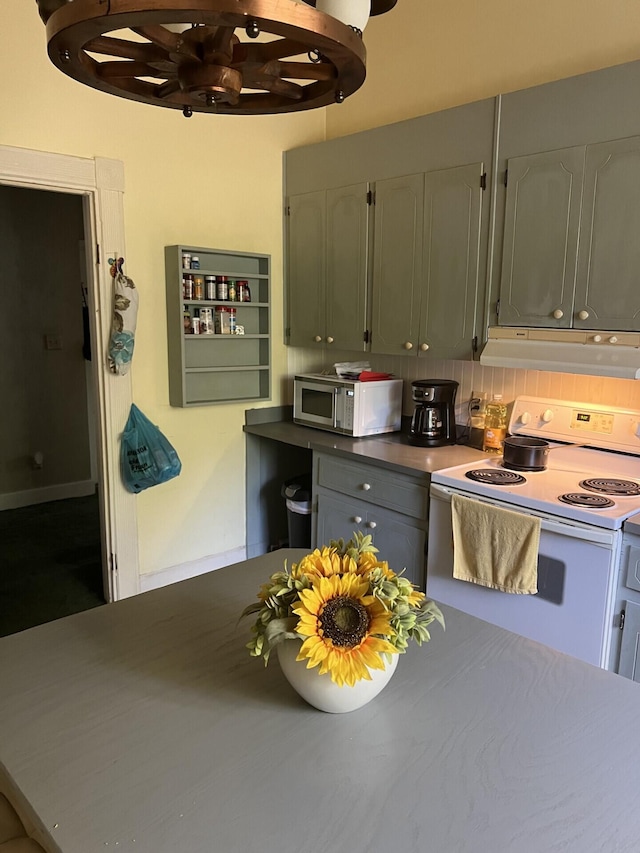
<box><xmin>108</xmin><ymin>255</ymin><xmax>125</xmax><ymax>277</ymax></box>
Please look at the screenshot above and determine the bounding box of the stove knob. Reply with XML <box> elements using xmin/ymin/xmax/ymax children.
<box><xmin>542</xmin><ymin>408</ymin><xmax>554</xmax><ymax>423</ymax></box>
<box><xmin>520</xmin><ymin>412</ymin><xmax>531</xmax><ymax>425</ymax></box>
<box><xmin>592</xmin><ymin>334</ymin><xmax>602</xmax><ymax>343</ymax></box>
<box><xmin>609</xmin><ymin>335</ymin><xmax>618</xmax><ymax>344</ymax></box>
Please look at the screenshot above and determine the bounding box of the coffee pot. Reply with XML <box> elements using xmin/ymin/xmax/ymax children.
<box><xmin>408</xmin><ymin>379</ymin><xmax>458</xmax><ymax>447</ymax></box>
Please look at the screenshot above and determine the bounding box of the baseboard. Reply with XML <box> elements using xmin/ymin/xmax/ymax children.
<box><xmin>0</xmin><ymin>480</ymin><xmax>96</xmax><ymax>511</ymax></box>
<box><xmin>139</xmin><ymin>546</ymin><xmax>248</xmax><ymax>592</ymax></box>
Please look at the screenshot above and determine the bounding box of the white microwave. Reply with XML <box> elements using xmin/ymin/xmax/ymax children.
<box><xmin>293</xmin><ymin>374</ymin><xmax>403</xmax><ymax>436</ymax></box>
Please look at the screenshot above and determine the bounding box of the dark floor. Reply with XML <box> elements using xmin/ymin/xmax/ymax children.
<box><xmin>0</xmin><ymin>493</ymin><xmax>105</xmax><ymax>637</ymax></box>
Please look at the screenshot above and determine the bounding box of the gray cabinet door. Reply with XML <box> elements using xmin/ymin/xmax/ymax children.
<box><xmin>370</xmin><ymin>173</ymin><xmax>424</xmax><ymax>354</ymax></box>
<box><xmin>498</xmin><ymin>147</ymin><xmax>585</xmax><ymax>328</ymax></box>
<box><xmin>420</xmin><ymin>163</ymin><xmax>483</xmax><ymax>359</ymax></box>
<box><xmin>575</xmin><ymin>135</ymin><xmax>640</xmax><ymax>332</ymax></box>
<box><xmin>287</xmin><ymin>191</ymin><xmax>325</xmax><ymax>347</ymax></box>
<box><xmin>315</xmin><ymin>491</ymin><xmax>426</xmax><ymax>590</ymax></box>
<box><xmin>618</xmin><ymin>600</ymin><xmax>640</xmax><ymax>681</ymax></box>
<box><xmin>325</xmin><ymin>184</ymin><xmax>370</xmax><ymax>351</ymax></box>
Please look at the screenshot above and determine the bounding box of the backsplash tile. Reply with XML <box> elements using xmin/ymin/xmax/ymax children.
<box><xmin>286</xmin><ymin>348</ymin><xmax>640</xmax><ymax>420</ymax></box>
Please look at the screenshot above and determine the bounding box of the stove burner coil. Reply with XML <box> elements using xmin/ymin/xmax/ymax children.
<box><xmin>579</xmin><ymin>478</ymin><xmax>640</xmax><ymax>497</ymax></box>
<box><xmin>465</xmin><ymin>470</ymin><xmax>526</xmax><ymax>486</ymax></box>
<box><xmin>558</xmin><ymin>492</ymin><xmax>615</xmax><ymax>509</ymax></box>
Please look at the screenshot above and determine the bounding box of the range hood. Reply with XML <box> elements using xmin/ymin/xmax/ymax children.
<box><xmin>480</xmin><ymin>327</ymin><xmax>640</xmax><ymax>379</ymax></box>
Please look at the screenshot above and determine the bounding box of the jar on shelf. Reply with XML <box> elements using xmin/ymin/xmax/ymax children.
<box><xmin>191</xmin><ymin>255</ymin><xmax>200</xmax><ymax>270</ymax></box>
<box><xmin>200</xmin><ymin>307</ymin><xmax>213</xmax><ymax>334</ymax></box>
<box><xmin>183</xmin><ymin>275</ymin><xmax>193</xmax><ymax>299</ymax></box>
<box><xmin>193</xmin><ymin>275</ymin><xmax>204</xmax><ymax>300</ymax></box>
<box><xmin>183</xmin><ymin>306</ymin><xmax>191</xmax><ymax>334</ymax></box>
<box><xmin>237</xmin><ymin>280</ymin><xmax>251</xmax><ymax>302</ymax></box>
<box><xmin>229</xmin><ymin>307</ymin><xmax>237</xmax><ymax>334</ymax></box>
<box><xmin>216</xmin><ymin>276</ymin><xmax>228</xmax><ymax>301</ymax></box>
<box><xmin>182</xmin><ymin>253</ymin><xmax>192</xmax><ymax>270</ymax></box>
<box><xmin>228</xmin><ymin>279</ymin><xmax>237</xmax><ymax>302</ymax></box>
<box><xmin>191</xmin><ymin>309</ymin><xmax>201</xmax><ymax>335</ymax></box>
<box><xmin>205</xmin><ymin>275</ymin><xmax>216</xmax><ymax>300</ymax></box>
<box><xmin>215</xmin><ymin>306</ymin><xmax>231</xmax><ymax>334</ymax></box>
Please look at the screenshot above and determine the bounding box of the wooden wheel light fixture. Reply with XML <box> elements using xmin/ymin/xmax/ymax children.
<box><xmin>36</xmin><ymin>0</ymin><xmax>397</xmax><ymax>116</ymax></box>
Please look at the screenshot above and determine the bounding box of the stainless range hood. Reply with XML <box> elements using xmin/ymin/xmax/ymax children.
<box><xmin>480</xmin><ymin>327</ymin><xmax>640</xmax><ymax>379</ymax></box>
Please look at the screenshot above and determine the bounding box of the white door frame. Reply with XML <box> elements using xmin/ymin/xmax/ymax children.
<box><xmin>0</xmin><ymin>144</ymin><xmax>139</xmax><ymax>600</ymax></box>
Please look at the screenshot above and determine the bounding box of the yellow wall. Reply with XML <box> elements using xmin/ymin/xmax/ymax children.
<box><xmin>5</xmin><ymin>0</ymin><xmax>640</xmax><ymax>581</ymax></box>
<box><xmin>327</xmin><ymin>0</ymin><xmax>640</xmax><ymax>137</ymax></box>
<box><xmin>1</xmin><ymin>1</ymin><xmax>324</xmax><ymax>577</ymax></box>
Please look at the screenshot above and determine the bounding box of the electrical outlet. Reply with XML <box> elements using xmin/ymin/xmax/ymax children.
<box><xmin>44</xmin><ymin>334</ymin><xmax>63</xmax><ymax>350</ymax></box>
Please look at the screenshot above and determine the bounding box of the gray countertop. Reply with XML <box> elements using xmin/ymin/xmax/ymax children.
<box><xmin>2</xmin><ymin>549</ymin><xmax>640</xmax><ymax>853</ymax></box>
<box><xmin>243</xmin><ymin>420</ymin><xmax>485</xmax><ymax>476</ymax></box>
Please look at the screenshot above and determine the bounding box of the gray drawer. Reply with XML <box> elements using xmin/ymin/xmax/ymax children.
<box><xmin>315</xmin><ymin>453</ymin><xmax>429</xmax><ymax>520</ymax></box>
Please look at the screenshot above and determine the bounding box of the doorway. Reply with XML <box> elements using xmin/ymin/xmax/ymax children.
<box><xmin>0</xmin><ymin>185</ymin><xmax>105</xmax><ymax>636</ymax></box>
<box><xmin>0</xmin><ymin>144</ymin><xmax>140</xmax><ymax>609</ymax></box>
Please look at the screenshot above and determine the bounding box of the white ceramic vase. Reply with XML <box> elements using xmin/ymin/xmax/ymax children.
<box><xmin>276</xmin><ymin>640</ymin><xmax>398</xmax><ymax>713</ymax></box>
<box><xmin>315</xmin><ymin>0</ymin><xmax>370</xmax><ymax>32</ymax></box>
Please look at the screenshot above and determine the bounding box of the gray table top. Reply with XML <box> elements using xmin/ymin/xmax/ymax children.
<box><xmin>2</xmin><ymin>549</ymin><xmax>640</xmax><ymax>853</ymax></box>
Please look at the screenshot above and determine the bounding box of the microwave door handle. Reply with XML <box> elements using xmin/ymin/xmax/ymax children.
<box><xmin>333</xmin><ymin>387</ymin><xmax>339</xmax><ymax>429</ymax></box>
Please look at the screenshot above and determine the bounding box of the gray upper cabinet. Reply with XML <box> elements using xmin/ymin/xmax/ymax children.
<box><xmin>493</xmin><ymin>61</ymin><xmax>640</xmax><ymax>334</ymax></box>
<box><xmin>287</xmin><ymin>183</ymin><xmax>369</xmax><ymax>351</ymax></box>
<box><xmin>284</xmin><ymin>98</ymin><xmax>496</xmax><ymax>360</ymax></box>
<box><xmin>499</xmin><ymin>147</ymin><xmax>585</xmax><ymax>328</ymax></box>
<box><xmin>575</xmin><ymin>136</ymin><xmax>640</xmax><ymax>331</ymax></box>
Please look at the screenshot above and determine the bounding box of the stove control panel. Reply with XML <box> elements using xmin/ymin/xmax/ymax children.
<box><xmin>510</xmin><ymin>396</ymin><xmax>640</xmax><ymax>454</ymax></box>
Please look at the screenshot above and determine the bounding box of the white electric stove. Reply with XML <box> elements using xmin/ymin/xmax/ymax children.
<box><xmin>427</xmin><ymin>396</ymin><xmax>640</xmax><ymax>671</ymax></box>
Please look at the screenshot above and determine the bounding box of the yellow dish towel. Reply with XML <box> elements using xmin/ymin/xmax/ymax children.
<box><xmin>451</xmin><ymin>494</ymin><xmax>540</xmax><ymax>594</ymax></box>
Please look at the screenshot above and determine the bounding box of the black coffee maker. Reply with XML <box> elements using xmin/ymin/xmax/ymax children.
<box><xmin>408</xmin><ymin>379</ymin><xmax>459</xmax><ymax>447</ymax></box>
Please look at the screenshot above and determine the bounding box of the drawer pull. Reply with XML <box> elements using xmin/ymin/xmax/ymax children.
<box><xmin>362</xmin><ymin>483</ymin><xmax>371</xmax><ymax>491</ymax></box>
<box><xmin>353</xmin><ymin>516</ymin><xmax>362</xmax><ymax>524</ymax></box>
<box><xmin>366</xmin><ymin>521</ymin><xmax>377</xmax><ymax>529</ymax></box>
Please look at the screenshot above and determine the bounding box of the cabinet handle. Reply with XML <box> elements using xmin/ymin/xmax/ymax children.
<box><xmin>592</xmin><ymin>334</ymin><xmax>602</xmax><ymax>343</ymax></box>
<box><xmin>403</xmin><ymin>341</ymin><xmax>413</xmax><ymax>351</ymax></box>
<box><xmin>609</xmin><ymin>335</ymin><xmax>618</xmax><ymax>344</ymax></box>
<box><xmin>419</xmin><ymin>342</ymin><xmax>429</xmax><ymax>352</ymax></box>
<box><xmin>366</xmin><ymin>521</ymin><xmax>377</xmax><ymax>529</ymax></box>
<box><xmin>326</xmin><ymin>336</ymin><xmax>334</xmax><ymax>344</ymax></box>
<box><xmin>313</xmin><ymin>335</ymin><xmax>322</xmax><ymax>343</ymax></box>
<box><xmin>552</xmin><ymin>308</ymin><xmax>564</xmax><ymax>319</ymax></box>
<box><xmin>353</xmin><ymin>516</ymin><xmax>362</xmax><ymax>524</ymax></box>
<box><xmin>361</xmin><ymin>482</ymin><xmax>371</xmax><ymax>491</ymax></box>
<box><xmin>577</xmin><ymin>310</ymin><xmax>590</xmax><ymax>321</ymax></box>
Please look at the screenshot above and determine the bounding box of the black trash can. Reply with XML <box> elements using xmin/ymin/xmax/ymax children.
<box><xmin>281</xmin><ymin>473</ymin><xmax>312</xmax><ymax>548</ymax></box>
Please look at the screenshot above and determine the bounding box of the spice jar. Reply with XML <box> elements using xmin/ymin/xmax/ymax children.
<box><xmin>183</xmin><ymin>275</ymin><xmax>193</xmax><ymax>300</ymax></box>
<box><xmin>205</xmin><ymin>275</ymin><xmax>216</xmax><ymax>300</ymax></box>
<box><xmin>193</xmin><ymin>275</ymin><xmax>204</xmax><ymax>300</ymax></box>
<box><xmin>216</xmin><ymin>276</ymin><xmax>228</xmax><ymax>301</ymax></box>
<box><xmin>182</xmin><ymin>253</ymin><xmax>192</xmax><ymax>270</ymax></box>
<box><xmin>228</xmin><ymin>280</ymin><xmax>237</xmax><ymax>302</ymax></box>
<box><xmin>191</xmin><ymin>255</ymin><xmax>200</xmax><ymax>270</ymax></box>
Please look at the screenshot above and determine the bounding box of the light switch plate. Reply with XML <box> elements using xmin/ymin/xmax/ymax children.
<box><xmin>44</xmin><ymin>334</ymin><xmax>62</xmax><ymax>350</ymax></box>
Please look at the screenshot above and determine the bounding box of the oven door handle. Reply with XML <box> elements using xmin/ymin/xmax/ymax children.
<box><xmin>429</xmin><ymin>483</ymin><xmax>616</xmax><ymax>546</ymax></box>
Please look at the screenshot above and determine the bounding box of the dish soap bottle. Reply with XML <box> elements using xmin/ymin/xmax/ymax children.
<box><xmin>483</xmin><ymin>394</ymin><xmax>507</xmax><ymax>454</ymax></box>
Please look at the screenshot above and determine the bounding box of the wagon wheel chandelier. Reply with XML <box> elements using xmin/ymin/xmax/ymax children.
<box><xmin>37</xmin><ymin>0</ymin><xmax>397</xmax><ymax>116</ymax></box>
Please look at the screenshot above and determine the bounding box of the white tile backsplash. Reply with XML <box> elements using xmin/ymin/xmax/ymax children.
<box><xmin>286</xmin><ymin>349</ymin><xmax>640</xmax><ymax>417</ymax></box>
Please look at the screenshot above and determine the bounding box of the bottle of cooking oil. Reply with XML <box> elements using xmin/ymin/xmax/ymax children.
<box><xmin>483</xmin><ymin>394</ymin><xmax>508</xmax><ymax>454</ymax></box>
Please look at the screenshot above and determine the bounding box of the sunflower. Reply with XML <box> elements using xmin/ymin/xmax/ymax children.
<box><xmin>292</xmin><ymin>573</ymin><xmax>398</xmax><ymax>687</ymax></box>
<box><xmin>292</xmin><ymin>547</ymin><xmax>357</xmax><ymax>580</ymax></box>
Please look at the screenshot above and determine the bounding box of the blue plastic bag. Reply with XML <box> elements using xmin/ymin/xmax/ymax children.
<box><xmin>120</xmin><ymin>404</ymin><xmax>181</xmax><ymax>493</ymax></box>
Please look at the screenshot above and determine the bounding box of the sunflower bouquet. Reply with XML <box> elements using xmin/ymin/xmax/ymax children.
<box><xmin>241</xmin><ymin>533</ymin><xmax>444</xmax><ymax>687</ymax></box>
